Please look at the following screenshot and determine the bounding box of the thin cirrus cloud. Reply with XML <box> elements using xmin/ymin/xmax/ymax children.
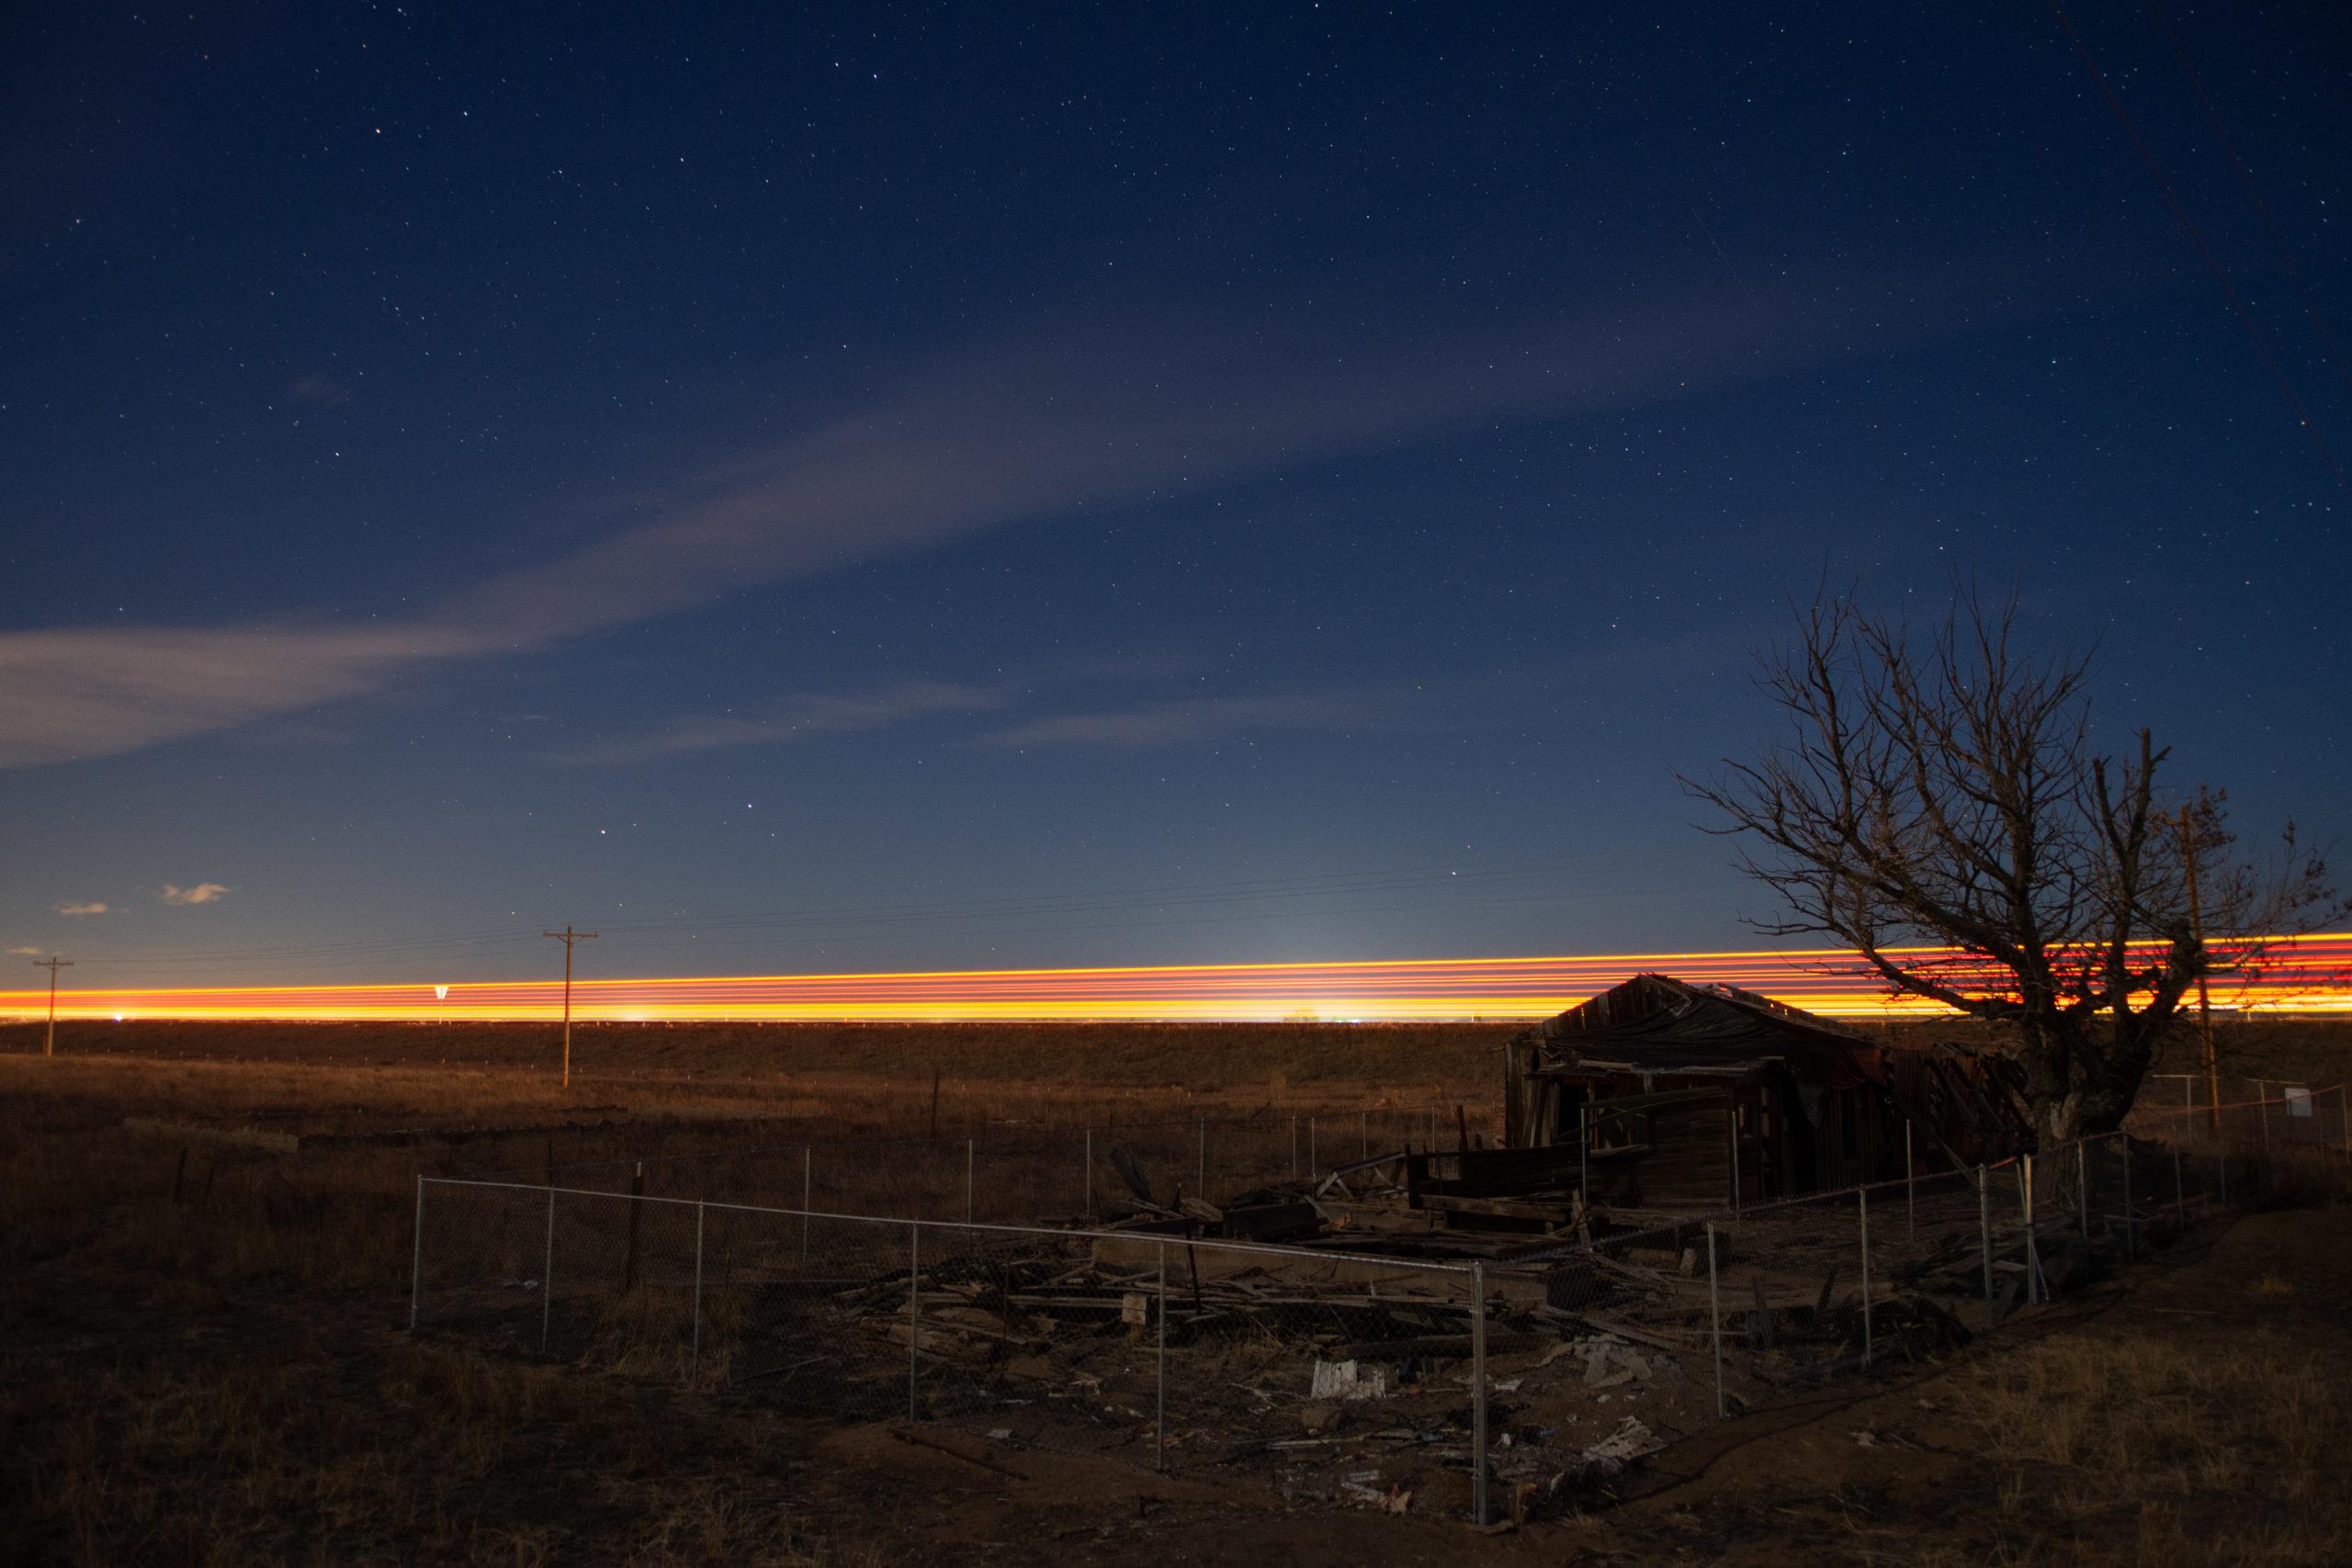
<box><xmin>0</xmin><ymin>623</ymin><xmax>491</xmax><ymax>770</ymax></box>
<box><xmin>977</xmin><ymin>636</ymin><xmax>1727</xmax><ymax>750</ymax></box>
<box><xmin>288</xmin><ymin>374</ymin><xmax>354</xmax><ymax>409</ymax></box>
<box><xmin>570</xmin><ymin>652</ymin><xmax>1204</xmax><ymax>763</ymax></box>
<box><xmin>599</xmin><ymin>660</ymin><xmax>1606</xmax><ymax>759</ymax></box>
<box><xmin>160</xmin><ymin>883</ymin><xmax>231</xmax><ymax>906</ymax></box>
<box><xmin>981</xmin><ymin>691</ymin><xmax>1403</xmax><ymax>750</ymax></box>
<box><xmin>568</xmin><ymin>679</ymin><xmax>1020</xmax><ymax>765</ymax></box>
<box><xmin>54</xmin><ymin>901</ymin><xmax>109</xmax><ymax>916</ymax></box>
<box><xmin>0</xmin><ymin>278</ymin><xmax>1955</xmax><ymax>771</ymax></box>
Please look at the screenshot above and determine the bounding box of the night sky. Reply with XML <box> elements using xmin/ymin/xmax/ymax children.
<box><xmin>3</xmin><ymin>4</ymin><xmax>2346</xmax><ymax>989</ymax></box>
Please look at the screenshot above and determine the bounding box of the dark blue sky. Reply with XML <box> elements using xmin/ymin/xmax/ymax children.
<box><xmin>3</xmin><ymin>3</ymin><xmax>2346</xmax><ymax>987</ymax></box>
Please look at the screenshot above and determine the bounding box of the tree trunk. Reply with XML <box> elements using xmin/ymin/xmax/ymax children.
<box><xmin>2024</xmin><ymin>1014</ymin><xmax>2146</xmax><ymax>1143</ymax></box>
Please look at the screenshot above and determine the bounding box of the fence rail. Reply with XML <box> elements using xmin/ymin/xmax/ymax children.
<box><xmin>413</xmin><ymin>1087</ymin><xmax>2348</xmax><ymax>1527</ymax></box>
<box><xmin>478</xmin><ymin>1105</ymin><xmax>1479</xmax><ymax>1224</ymax></box>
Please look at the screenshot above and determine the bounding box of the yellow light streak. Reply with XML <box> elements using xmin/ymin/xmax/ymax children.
<box><xmin>3</xmin><ymin>935</ymin><xmax>2346</xmax><ymax>1021</ymax></box>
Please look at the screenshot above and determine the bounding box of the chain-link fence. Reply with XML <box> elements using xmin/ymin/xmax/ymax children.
<box><xmin>412</xmin><ymin>1088</ymin><xmax>2346</xmax><ymax>1526</ymax></box>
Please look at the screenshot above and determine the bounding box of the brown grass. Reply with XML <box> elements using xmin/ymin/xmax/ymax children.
<box><xmin>0</xmin><ymin>1024</ymin><xmax>1488</xmax><ymax>1565</ymax></box>
<box><xmin>5</xmin><ymin>1018</ymin><xmax>2348</xmax><ymax>1565</ymax></box>
<box><xmin>1927</xmin><ymin>1324</ymin><xmax>2352</xmax><ymax>1566</ymax></box>
<box><xmin>0</xmin><ymin>1016</ymin><xmax>1522</xmax><ymax>1100</ymax></box>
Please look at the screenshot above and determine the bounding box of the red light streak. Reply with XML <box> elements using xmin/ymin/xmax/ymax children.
<box><xmin>5</xmin><ymin>935</ymin><xmax>2348</xmax><ymax>1022</ymax></box>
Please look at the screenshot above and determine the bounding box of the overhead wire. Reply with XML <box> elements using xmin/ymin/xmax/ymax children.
<box><xmin>49</xmin><ymin>850</ymin><xmax>1668</xmax><ymax>978</ymax></box>
<box><xmin>2044</xmin><ymin>0</ymin><xmax>2352</xmax><ymax>502</ymax></box>
<box><xmin>2146</xmin><ymin>1</ymin><xmax>2352</xmax><ymax>402</ymax></box>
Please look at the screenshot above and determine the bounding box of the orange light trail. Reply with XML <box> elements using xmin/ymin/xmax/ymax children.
<box><xmin>5</xmin><ymin>935</ymin><xmax>2348</xmax><ymax>1021</ymax></box>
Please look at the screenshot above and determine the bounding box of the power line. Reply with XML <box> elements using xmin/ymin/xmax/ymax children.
<box><xmin>38</xmin><ymin>883</ymin><xmax>1632</xmax><ymax>982</ymax></box>
<box><xmin>33</xmin><ymin>956</ymin><xmax>72</xmax><ymax>1057</ymax></box>
<box><xmin>2045</xmin><ymin>0</ymin><xmax>2352</xmax><ymax>501</ymax></box>
<box><xmin>543</xmin><ymin>926</ymin><xmax>597</xmax><ymax>1087</ymax></box>
<box><xmin>49</xmin><ymin>851</ymin><xmax>1655</xmax><ymax>975</ymax></box>
<box><xmin>2146</xmin><ymin>1</ymin><xmax>2352</xmax><ymax>403</ymax></box>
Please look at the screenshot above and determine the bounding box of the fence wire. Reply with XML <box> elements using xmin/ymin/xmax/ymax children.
<box><xmin>473</xmin><ymin>1106</ymin><xmax>1462</xmax><ymax>1225</ymax></box>
<box><xmin>414</xmin><ymin>1088</ymin><xmax>2347</xmax><ymax>1527</ymax></box>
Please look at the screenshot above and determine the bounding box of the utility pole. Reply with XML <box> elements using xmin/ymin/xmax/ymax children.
<box><xmin>542</xmin><ymin>927</ymin><xmax>597</xmax><ymax>1088</ymax></box>
<box><xmin>34</xmin><ymin>957</ymin><xmax>72</xmax><ymax>1058</ymax></box>
<box><xmin>2177</xmin><ymin>807</ymin><xmax>2219</xmax><ymax>1132</ymax></box>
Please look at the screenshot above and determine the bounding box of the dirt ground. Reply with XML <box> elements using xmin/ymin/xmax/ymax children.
<box><xmin>4</xmin><ymin>1029</ymin><xmax>2348</xmax><ymax>1566</ymax></box>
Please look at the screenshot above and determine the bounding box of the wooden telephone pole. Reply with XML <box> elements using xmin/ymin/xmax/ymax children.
<box><xmin>34</xmin><ymin>956</ymin><xmax>72</xmax><ymax>1058</ymax></box>
<box><xmin>542</xmin><ymin>927</ymin><xmax>597</xmax><ymax>1088</ymax></box>
<box><xmin>2177</xmin><ymin>807</ymin><xmax>2219</xmax><ymax>1131</ymax></box>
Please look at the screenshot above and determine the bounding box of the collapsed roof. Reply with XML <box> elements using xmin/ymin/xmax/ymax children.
<box><xmin>1525</xmin><ymin>972</ymin><xmax>1883</xmax><ymax>1089</ymax></box>
<box><xmin>1510</xmin><ymin>972</ymin><xmax>2036</xmax><ymax>1163</ymax></box>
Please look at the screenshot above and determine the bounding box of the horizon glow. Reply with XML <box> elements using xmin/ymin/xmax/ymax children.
<box><xmin>4</xmin><ymin>935</ymin><xmax>2348</xmax><ymax>1022</ymax></box>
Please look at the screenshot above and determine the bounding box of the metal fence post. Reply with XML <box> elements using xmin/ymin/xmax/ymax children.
<box><xmin>2219</xmin><ymin>1133</ymin><xmax>2229</xmax><ymax>1209</ymax></box>
<box><xmin>1905</xmin><ymin>1122</ymin><xmax>1916</xmax><ymax>1242</ymax></box>
<box><xmin>908</xmin><ymin>1223</ymin><xmax>922</xmax><ymax>1423</ymax></box>
<box><xmin>1197</xmin><ymin>1119</ymin><xmax>1207</xmax><ymax>1200</ymax></box>
<box><xmin>801</xmin><ymin>1146</ymin><xmax>812</xmax><ymax>1263</ymax></box>
<box><xmin>409</xmin><ymin>1175</ymin><xmax>425</xmax><ymax>1332</ymax></box>
<box><xmin>691</xmin><ymin>1200</ymin><xmax>706</xmax><ymax>1381</ymax></box>
<box><xmin>1156</xmin><ymin>1239</ymin><xmax>1169</xmax><ymax>1472</ymax></box>
<box><xmin>1360</xmin><ymin>1109</ymin><xmax>1369</xmax><ymax>1159</ymax></box>
<box><xmin>1307</xmin><ymin>1115</ymin><xmax>1317</xmax><ymax>1179</ymax></box>
<box><xmin>2019</xmin><ymin>1156</ymin><xmax>2040</xmax><ymax>1303</ymax></box>
<box><xmin>966</xmin><ymin>1137</ymin><xmax>976</xmax><ymax>1224</ymax></box>
<box><xmin>1705</xmin><ymin>1223</ymin><xmax>1724</xmax><ymax>1418</ymax></box>
<box><xmin>541</xmin><ymin>1186</ymin><xmax>557</xmax><ymax>1353</ymax></box>
<box><xmin>1470</xmin><ymin>1261</ymin><xmax>1488</xmax><ymax>1527</ymax></box>
<box><xmin>1084</xmin><ymin>1127</ymin><xmax>1094</xmax><ymax>1219</ymax></box>
<box><xmin>1977</xmin><ymin>1166</ymin><xmax>1995</xmax><ymax>1330</ymax></box>
<box><xmin>1290</xmin><ymin>1116</ymin><xmax>1299</xmax><ymax>1179</ymax></box>
<box><xmin>1858</xmin><ymin>1186</ymin><xmax>1872</xmax><ymax>1369</ymax></box>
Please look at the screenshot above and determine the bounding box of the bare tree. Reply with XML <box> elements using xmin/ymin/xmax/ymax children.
<box><xmin>1686</xmin><ymin>588</ymin><xmax>2342</xmax><ymax>1144</ymax></box>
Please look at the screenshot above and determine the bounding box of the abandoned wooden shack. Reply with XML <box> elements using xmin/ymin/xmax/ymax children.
<box><xmin>1406</xmin><ymin>973</ymin><xmax>2031</xmax><ymax>1230</ymax></box>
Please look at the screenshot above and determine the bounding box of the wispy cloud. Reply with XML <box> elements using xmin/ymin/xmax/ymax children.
<box><xmin>0</xmin><ymin>279</ymin><xmax>1967</xmax><ymax>770</ymax></box>
<box><xmin>54</xmin><ymin>901</ymin><xmax>108</xmax><ymax>917</ymax></box>
<box><xmin>582</xmin><ymin>644</ymin><xmax>1706</xmax><ymax>759</ymax></box>
<box><xmin>160</xmin><ymin>883</ymin><xmax>231</xmax><ymax>906</ymax></box>
<box><xmin>288</xmin><ymin>373</ymin><xmax>353</xmax><ymax>409</ymax></box>
<box><xmin>571</xmin><ymin>680</ymin><xmax>1019</xmax><ymax>764</ymax></box>
<box><xmin>571</xmin><ymin>652</ymin><xmax>1203</xmax><ymax>763</ymax></box>
<box><xmin>979</xmin><ymin>637</ymin><xmax>1724</xmax><ymax>750</ymax></box>
<box><xmin>0</xmin><ymin>623</ymin><xmax>489</xmax><ymax>769</ymax></box>
<box><xmin>982</xmin><ymin>691</ymin><xmax>1400</xmax><ymax>750</ymax></box>
<box><xmin>7</xmin><ymin>945</ymin><xmax>44</xmax><ymax>955</ymax></box>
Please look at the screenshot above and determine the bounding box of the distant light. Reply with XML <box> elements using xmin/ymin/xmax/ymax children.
<box><xmin>114</xmin><ymin>1013</ymin><xmax>124</xmax><ymax>1021</ymax></box>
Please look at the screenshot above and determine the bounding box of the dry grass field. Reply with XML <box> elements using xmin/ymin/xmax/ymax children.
<box><xmin>2</xmin><ymin>1017</ymin><xmax>2347</xmax><ymax>1565</ymax></box>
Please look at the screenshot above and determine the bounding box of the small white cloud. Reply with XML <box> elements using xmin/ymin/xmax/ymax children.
<box><xmin>6</xmin><ymin>945</ymin><xmax>42</xmax><ymax>955</ymax></box>
<box><xmin>55</xmin><ymin>901</ymin><xmax>108</xmax><ymax>917</ymax></box>
<box><xmin>288</xmin><ymin>373</ymin><xmax>353</xmax><ymax>408</ymax></box>
<box><xmin>160</xmin><ymin>883</ymin><xmax>230</xmax><ymax>906</ymax></box>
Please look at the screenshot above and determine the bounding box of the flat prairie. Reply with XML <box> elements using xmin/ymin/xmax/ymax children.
<box><xmin>1</xmin><ymin>1018</ymin><xmax>2346</xmax><ymax>1566</ymax></box>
